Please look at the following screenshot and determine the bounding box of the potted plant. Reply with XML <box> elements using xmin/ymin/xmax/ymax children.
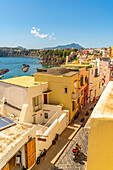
<box><xmin>80</xmin><ymin>117</ymin><xmax>85</xmax><ymax>122</ymax></box>
<box><xmin>86</xmin><ymin>111</ymin><xmax>89</xmax><ymax>116</ymax></box>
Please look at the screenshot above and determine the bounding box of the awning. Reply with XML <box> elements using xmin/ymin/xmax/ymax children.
<box><xmin>43</xmin><ymin>90</ymin><xmax>52</xmax><ymax>94</ymax></box>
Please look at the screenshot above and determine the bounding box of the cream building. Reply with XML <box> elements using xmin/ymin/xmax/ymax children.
<box><xmin>0</xmin><ymin>76</ymin><xmax>69</xmax><ymax>169</ymax></box>
<box><xmin>0</xmin><ymin>119</ymin><xmax>36</xmax><ymax>170</ymax></box>
<box><xmin>87</xmin><ymin>81</ymin><xmax>113</xmax><ymax>170</ymax></box>
<box><xmin>0</xmin><ymin>76</ymin><xmax>48</xmax><ymax>123</ymax></box>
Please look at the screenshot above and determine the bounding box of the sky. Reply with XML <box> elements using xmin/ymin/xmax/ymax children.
<box><xmin>0</xmin><ymin>0</ymin><xmax>113</xmax><ymax>49</ymax></box>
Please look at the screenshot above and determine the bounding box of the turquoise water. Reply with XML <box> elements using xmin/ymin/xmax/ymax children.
<box><xmin>0</xmin><ymin>57</ymin><xmax>42</xmax><ymax>79</ymax></box>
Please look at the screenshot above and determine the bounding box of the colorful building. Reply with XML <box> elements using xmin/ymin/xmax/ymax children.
<box><xmin>88</xmin><ymin>66</ymin><xmax>103</xmax><ymax>103</ymax></box>
<box><xmin>109</xmin><ymin>46</ymin><xmax>113</xmax><ymax>57</ymax></box>
<box><xmin>99</xmin><ymin>58</ymin><xmax>113</xmax><ymax>86</ymax></box>
<box><xmin>62</xmin><ymin>64</ymin><xmax>103</xmax><ymax>103</ymax></box>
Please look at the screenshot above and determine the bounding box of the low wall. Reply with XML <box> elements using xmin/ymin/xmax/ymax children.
<box><xmin>36</xmin><ymin>113</ymin><xmax>67</xmax><ymax>158</ymax></box>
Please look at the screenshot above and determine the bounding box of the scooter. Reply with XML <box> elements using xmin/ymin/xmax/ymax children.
<box><xmin>72</xmin><ymin>144</ymin><xmax>81</xmax><ymax>161</ymax></box>
<box><xmin>36</xmin><ymin>149</ymin><xmax>47</xmax><ymax>164</ymax></box>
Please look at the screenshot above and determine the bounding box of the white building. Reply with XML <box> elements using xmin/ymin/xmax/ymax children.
<box><xmin>0</xmin><ymin>76</ymin><xmax>69</xmax><ymax>169</ymax></box>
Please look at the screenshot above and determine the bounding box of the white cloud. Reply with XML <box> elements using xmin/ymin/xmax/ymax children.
<box><xmin>31</xmin><ymin>27</ymin><xmax>37</xmax><ymax>34</ymax></box>
<box><xmin>35</xmin><ymin>32</ymin><xmax>48</xmax><ymax>38</ymax></box>
<box><xmin>31</xmin><ymin>27</ymin><xmax>56</xmax><ymax>40</ymax></box>
<box><xmin>32</xmin><ymin>27</ymin><xmax>36</xmax><ymax>29</ymax></box>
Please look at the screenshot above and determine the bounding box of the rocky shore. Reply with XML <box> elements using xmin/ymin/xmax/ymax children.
<box><xmin>22</xmin><ymin>64</ymin><xmax>30</xmax><ymax>72</ymax></box>
<box><xmin>0</xmin><ymin>69</ymin><xmax>9</xmax><ymax>75</ymax></box>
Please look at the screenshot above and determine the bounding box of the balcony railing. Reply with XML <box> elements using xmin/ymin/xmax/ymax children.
<box><xmin>72</xmin><ymin>90</ymin><xmax>81</xmax><ymax>100</ymax></box>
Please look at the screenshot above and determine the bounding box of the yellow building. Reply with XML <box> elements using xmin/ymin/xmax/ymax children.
<box><xmin>62</xmin><ymin>64</ymin><xmax>89</xmax><ymax>105</ymax></box>
<box><xmin>34</xmin><ymin>67</ymin><xmax>83</xmax><ymax>121</ymax></box>
<box><xmin>62</xmin><ymin>64</ymin><xmax>103</xmax><ymax>103</ymax></box>
<box><xmin>87</xmin><ymin>81</ymin><xmax>113</xmax><ymax>170</ymax></box>
<box><xmin>109</xmin><ymin>46</ymin><xmax>113</xmax><ymax>57</ymax></box>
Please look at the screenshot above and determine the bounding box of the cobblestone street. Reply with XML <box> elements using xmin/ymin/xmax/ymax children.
<box><xmin>54</xmin><ymin>124</ymin><xmax>90</xmax><ymax>170</ymax></box>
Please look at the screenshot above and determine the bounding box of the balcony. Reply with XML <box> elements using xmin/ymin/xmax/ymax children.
<box><xmin>72</xmin><ymin>90</ymin><xmax>81</xmax><ymax>101</ymax></box>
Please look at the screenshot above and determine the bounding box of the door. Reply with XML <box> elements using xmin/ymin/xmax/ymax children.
<box><xmin>26</xmin><ymin>138</ymin><xmax>36</xmax><ymax>169</ymax></box>
<box><xmin>44</xmin><ymin>94</ymin><xmax>47</xmax><ymax>104</ymax></box>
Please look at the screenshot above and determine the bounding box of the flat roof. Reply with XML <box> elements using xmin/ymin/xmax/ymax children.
<box><xmin>91</xmin><ymin>81</ymin><xmax>113</xmax><ymax>118</ymax></box>
<box><xmin>62</xmin><ymin>71</ymin><xmax>78</xmax><ymax>77</ymax></box>
<box><xmin>62</xmin><ymin>64</ymin><xmax>92</xmax><ymax>68</ymax></box>
<box><xmin>0</xmin><ymin>122</ymin><xmax>35</xmax><ymax>160</ymax></box>
<box><xmin>36</xmin><ymin>71</ymin><xmax>78</xmax><ymax>77</ymax></box>
<box><xmin>0</xmin><ymin>76</ymin><xmax>46</xmax><ymax>87</ymax></box>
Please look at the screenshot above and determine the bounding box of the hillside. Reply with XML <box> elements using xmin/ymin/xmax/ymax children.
<box><xmin>44</xmin><ymin>43</ymin><xmax>84</xmax><ymax>50</ymax></box>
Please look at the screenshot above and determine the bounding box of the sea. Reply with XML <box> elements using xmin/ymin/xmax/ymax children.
<box><xmin>0</xmin><ymin>57</ymin><xmax>42</xmax><ymax>79</ymax></box>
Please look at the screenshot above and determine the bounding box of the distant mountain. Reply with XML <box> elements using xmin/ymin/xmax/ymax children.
<box><xmin>44</xmin><ymin>43</ymin><xmax>84</xmax><ymax>50</ymax></box>
<box><xmin>16</xmin><ymin>46</ymin><xmax>25</xmax><ymax>49</ymax></box>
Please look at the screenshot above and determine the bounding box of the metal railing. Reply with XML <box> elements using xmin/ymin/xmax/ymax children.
<box><xmin>36</xmin><ymin>111</ymin><xmax>58</xmax><ymax>135</ymax></box>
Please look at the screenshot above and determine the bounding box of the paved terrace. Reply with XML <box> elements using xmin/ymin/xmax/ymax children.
<box><xmin>0</xmin><ymin>122</ymin><xmax>35</xmax><ymax>160</ymax></box>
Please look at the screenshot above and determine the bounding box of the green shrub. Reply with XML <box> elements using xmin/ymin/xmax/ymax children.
<box><xmin>86</xmin><ymin>111</ymin><xmax>89</xmax><ymax>116</ymax></box>
<box><xmin>80</xmin><ymin>117</ymin><xmax>85</xmax><ymax>122</ymax></box>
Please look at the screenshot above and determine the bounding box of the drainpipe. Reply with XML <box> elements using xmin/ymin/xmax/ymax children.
<box><xmin>1</xmin><ymin>97</ymin><xmax>7</xmax><ymax>116</ymax></box>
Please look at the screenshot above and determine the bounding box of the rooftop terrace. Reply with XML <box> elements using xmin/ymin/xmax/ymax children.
<box><xmin>0</xmin><ymin>76</ymin><xmax>46</xmax><ymax>87</ymax></box>
<box><xmin>0</xmin><ymin>122</ymin><xmax>35</xmax><ymax>158</ymax></box>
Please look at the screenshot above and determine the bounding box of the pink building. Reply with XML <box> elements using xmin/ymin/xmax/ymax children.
<box><xmin>99</xmin><ymin>60</ymin><xmax>113</xmax><ymax>86</ymax></box>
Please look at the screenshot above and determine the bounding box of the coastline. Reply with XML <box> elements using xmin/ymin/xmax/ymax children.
<box><xmin>0</xmin><ymin>55</ymin><xmax>41</xmax><ymax>59</ymax></box>
<box><xmin>0</xmin><ymin>57</ymin><xmax>42</xmax><ymax>80</ymax></box>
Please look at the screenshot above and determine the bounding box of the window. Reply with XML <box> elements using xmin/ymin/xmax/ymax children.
<box><xmin>81</xmin><ymin>90</ymin><xmax>83</xmax><ymax>95</ymax></box>
<box><xmin>74</xmin><ymin>81</ymin><xmax>76</xmax><ymax>88</ymax></box>
<box><xmin>33</xmin><ymin>95</ymin><xmax>42</xmax><ymax>112</ymax></box>
<box><xmin>95</xmin><ymin>68</ymin><xmax>98</xmax><ymax>77</ymax></box>
<box><xmin>85</xmin><ymin>76</ymin><xmax>88</xmax><ymax>83</ymax></box>
<box><xmin>45</xmin><ymin>113</ymin><xmax>48</xmax><ymax>119</ymax></box>
<box><xmin>64</xmin><ymin>88</ymin><xmax>67</xmax><ymax>93</ymax></box>
<box><xmin>104</xmin><ymin>70</ymin><xmax>106</xmax><ymax>76</ymax></box>
<box><xmin>33</xmin><ymin>115</ymin><xmax>36</xmax><ymax>124</ymax></box>
<box><xmin>99</xmin><ymin>82</ymin><xmax>100</xmax><ymax>88</ymax></box>
<box><xmin>111</xmin><ymin>72</ymin><xmax>113</xmax><ymax>78</ymax></box>
<box><xmin>95</xmin><ymin>90</ymin><xmax>96</xmax><ymax>97</ymax></box>
<box><xmin>80</xmin><ymin>76</ymin><xmax>83</xmax><ymax>86</ymax></box>
<box><xmin>72</xmin><ymin>101</ymin><xmax>75</xmax><ymax>111</ymax></box>
<box><xmin>92</xmin><ymin>70</ymin><xmax>93</xmax><ymax>74</ymax></box>
<box><xmin>77</xmin><ymin>98</ymin><xmax>80</xmax><ymax>104</ymax></box>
